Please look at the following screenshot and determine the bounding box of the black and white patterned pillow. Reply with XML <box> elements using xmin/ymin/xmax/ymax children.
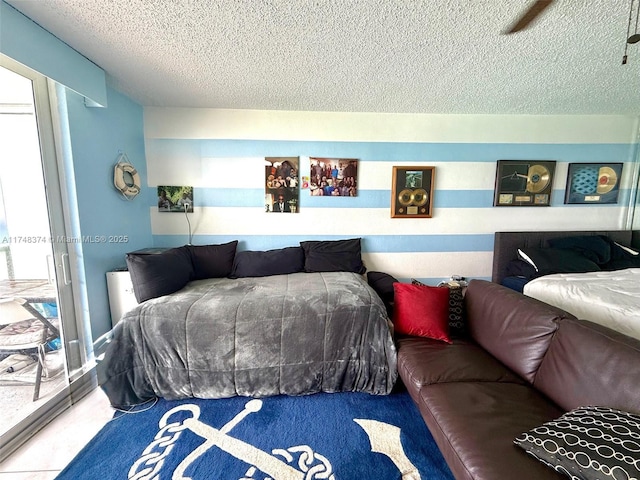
<box><xmin>514</xmin><ymin>406</ymin><xmax>640</xmax><ymax>480</ymax></box>
<box><xmin>411</xmin><ymin>279</ymin><xmax>466</xmax><ymax>338</ymax></box>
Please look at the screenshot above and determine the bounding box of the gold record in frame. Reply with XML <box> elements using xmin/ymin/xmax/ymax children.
<box><xmin>398</xmin><ymin>189</ymin><xmax>413</xmax><ymax>206</ymax></box>
<box><xmin>494</xmin><ymin>160</ymin><xmax>556</xmax><ymax>206</ymax></box>
<box><xmin>565</xmin><ymin>163</ymin><xmax>623</xmax><ymax>204</ymax></box>
<box><xmin>391</xmin><ymin>166</ymin><xmax>435</xmax><ymax>218</ymax></box>
<box><xmin>411</xmin><ymin>188</ymin><xmax>428</xmax><ymax>206</ymax></box>
<box><xmin>596</xmin><ymin>166</ymin><xmax>617</xmax><ymax>194</ymax></box>
<box><xmin>526</xmin><ymin>165</ymin><xmax>550</xmax><ymax>193</ymax></box>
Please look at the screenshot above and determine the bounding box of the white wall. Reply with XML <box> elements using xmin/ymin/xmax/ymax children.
<box><xmin>145</xmin><ymin>108</ymin><xmax>640</xmax><ymax>283</ymax></box>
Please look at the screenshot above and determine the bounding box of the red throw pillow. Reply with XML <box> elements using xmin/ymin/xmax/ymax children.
<box><xmin>392</xmin><ymin>282</ymin><xmax>452</xmax><ymax>343</ymax></box>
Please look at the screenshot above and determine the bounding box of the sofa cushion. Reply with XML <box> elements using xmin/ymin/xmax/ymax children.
<box><xmin>392</xmin><ymin>283</ymin><xmax>451</xmax><ymax>343</ymax></box>
<box><xmin>464</xmin><ymin>280</ymin><xmax>574</xmax><ymax>383</ymax></box>
<box><xmin>514</xmin><ymin>406</ymin><xmax>640</xmax><ymax>480</ymax></box>
<box><xmin>534</xmin><ymin>318</ymin><xmax>640</xmax><ymax>413</ymax></box>
<box><xmin>397</xmin><ymin>336</ymin><xmax>525</xmax><ymax>391</ymax></box>
<box><xmin>413</xmin><ymin>382</ymin><xmax>565</xmax><ymax>480</ymax></box>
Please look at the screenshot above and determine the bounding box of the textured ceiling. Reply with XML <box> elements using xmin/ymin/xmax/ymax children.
<box><xmin>6</xmin><ymin>0</ymin><xmax>640</xmax><ymax>114</ymax></box>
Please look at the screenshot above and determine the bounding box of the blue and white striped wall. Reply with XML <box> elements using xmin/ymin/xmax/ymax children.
<box><xmin>144</xmin><ymin>108</ymin><xmax>640</xmax><ymax>284</ymax></box>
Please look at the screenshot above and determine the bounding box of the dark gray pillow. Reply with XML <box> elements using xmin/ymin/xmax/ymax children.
<box><xmin>514</xmin><ymin>406</ymin><xmax>640</xmax><ymax>480</ymax></box>
<box><xmin>230</xmin><ymin>247</ymin><xmax>304</xmax><ymax>278</ymax></box>
<box><xmin>517</xmin><ymin>247</ymin><xmax>600</xmax><ymax>276</ymax></box>
<box><xmin>506</xmin><ymin>259</ymin><xmax>538</xmax><ymax>279</ymax></box>
<box><xmin>300</xmin><ymin>238</ymin><xmax>366</xmax><ymax>274</ymax></box>
<box><xmin>188</xmin><ymin>241</ymin><xmax>238</xmax><ymax>280</ymax></box>
<box><xmin>603</xmin><ymin>256</ymin><xmax>640</xmax><ymax>270</ymax></box>
<box><xmin>603</xmin><ymin>239</ymin><xmax>640</xmax><ymax>270</ymax></box>
<box><xmin>547</xmin><ymin>235</ymin><xmax>612</xmax><ymax>265</ymax></box>
<box><xmin>367</xmin><ymin>271</ymin><xmax>398</xmax><ymax>315</ymax></box>
<box><xmin>126</xmin><ymin>246</ymin><xmax>194</xmax><ymax>303</ymax></box>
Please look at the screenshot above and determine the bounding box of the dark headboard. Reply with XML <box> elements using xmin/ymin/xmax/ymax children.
<box><xmin>492</xmin><ymin>230</ymin><xmax>635</xmax><ymax>284</ymax></box>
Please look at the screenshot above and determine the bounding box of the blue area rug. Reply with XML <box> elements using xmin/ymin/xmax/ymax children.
<box><xmin>56</xmin><ymin>391</ymin><xmax>453</xmax><ymax>479</ymax></box>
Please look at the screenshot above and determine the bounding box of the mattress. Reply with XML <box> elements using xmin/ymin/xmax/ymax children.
<box><xmin>523</xmin><ymin>268</ymin><xmax>640</xmax><ymax>341</ymax></box>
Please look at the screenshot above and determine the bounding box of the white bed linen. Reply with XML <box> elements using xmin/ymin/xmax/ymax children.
<box><xmin>523</xmin><ymin>268</ymin><xmax>640</xmax><ymax>341</ymax></box>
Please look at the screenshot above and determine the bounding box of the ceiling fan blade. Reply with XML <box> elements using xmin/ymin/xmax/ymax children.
<box><xmin>504</xmin><ymin>0</ymin><xmax>554</xmax><ymax>34</ymax></box>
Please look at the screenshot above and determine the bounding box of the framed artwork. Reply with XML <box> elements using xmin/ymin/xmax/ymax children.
<box><xmin>309</xmin><ymin>157</ymin><xmax>358</xmax><ymax>196</ymax></box>
<box><xmin>391</xmin><ymin>166</ymin><xmax>435</xmax><ymax>218</ymax></box>
<box><xmin>265</xmin><ymin>157</ymin><xmax>300</xmax><ymax>213</ymax></box>
<box><xmin>493</xmin><ymin>160</ymin><xmax>556</xmax><ymax>207</ymax></box>
<box><xmin>157</xmin><ymin>186</ymin><xmax>193</xmax><ymax>212</ymax></box>
<box><xmin>564</xmin><ymin>163</ymin><xmax>623</xmax><ymax>204</ymax></box>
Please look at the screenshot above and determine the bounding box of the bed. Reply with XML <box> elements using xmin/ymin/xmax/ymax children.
<box><xmin>97</xmin><ymin>239</ymin><xmax>398</xmax><ymax>408</ymax></box>
<box><xmin>492</xmin><ymin>230</ymin><xmax>640</xmax><ymax>339</ymax></box>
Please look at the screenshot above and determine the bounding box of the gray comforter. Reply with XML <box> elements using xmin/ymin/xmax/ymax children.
<box><xmin>98</xmin><ymin>272</ymin><xmax>397</xmax><ymax>407</ymax></box>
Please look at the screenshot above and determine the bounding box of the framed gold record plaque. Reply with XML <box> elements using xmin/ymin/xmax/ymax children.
<box><xmin>493</xmin><ymin>160</ymin><xmax>556</xmax><ymax>207</ymax></box>
<box><xmin>391</xmin><ymin>166</ymin><xmax>435</xmax><ymax>218</ymax></box>
<box><xmin>565</xmin><ymin>163</ymin><xmax>623</xmax><ymax>204</ymax></box>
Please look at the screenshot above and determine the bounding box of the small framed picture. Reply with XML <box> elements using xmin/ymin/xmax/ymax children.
<box><xmin>493</xmin><ymin>160</ymin><xmax>556</xmax><ymax>207</ymax></box>
<box><xmin>564</xmin><ymin>163</ymin><xmax>623</xmax><ymax>204</ymax></box>
<box><xmin>391</xmin><ymin>166</ymin><xmax>435</xmax><ymax>218</ymax></box>
<box><xmin>157</xmin><ymin>186</ymin><xmax>193</xmax><ymax>212</ymax></box>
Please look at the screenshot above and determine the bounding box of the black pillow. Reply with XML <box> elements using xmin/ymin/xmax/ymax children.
<box><xmin>514</xmin><ymin>406</ymin><xmax>640</xmax><ymax>480</ymax></box>
<box><xmin>505</xmin><ymin>259</ymin><xmax>538</xmax><ymax>279</ymax></box>
<box><xmin>517</xmin><ymin>247</ymin><xmax>601</xmax><ymax>276</ymax></box>
<box><xmin>126</xmin><ymin>246</ymin><xmax>194</xmax><ymax>303</ymax></box>
<box><xmin>188</xmin><ymin>241</ymin><xmax>238</xmax><ymax>280</ymax></box>
<box><xmin>601</xmin><ymin>239</ymin><xmax>640</xmax><ymax>270</ymax></box>
<box><xmin>367</xmin><ymin>271</ymin><xmax>398</xmax><ymax>315</ymax></box>
<box><xmin>609</xmin><ymin>240</ymin><xmax>640</xmax><ymax>260</ymax></box>
<box><xmin>603</xmin><ymin>256</ymin><xmax>640</xmax><ymax>270</ymax></box>
<box><xmin>547</xmin><ymin>235</ymin><xmax>612</xmax><ymax>265</ymax></box>
<box><xmin>230</xmin><ymin>247</ymin><xmax>304</xmax><ymax>278</ymax></box>
<box><xmin>300</xmin><ymin>238</ymin><xmax>366</xmax><ymax>274</ymax></box>
<box><xmin>501</xmin><ymin>276</ymin><xmax>529</xmax><ymax>293</ymax></box>
<box><xmin>411</xmin><ymin>279</ymin><xmax>467</xmax><ymax>338</ymax></box>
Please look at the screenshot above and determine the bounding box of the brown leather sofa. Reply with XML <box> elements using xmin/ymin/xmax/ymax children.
<box><xmin>397</xmin><ymin>279</ymin><xmax>640</xmax><ymax>480</ymax></box>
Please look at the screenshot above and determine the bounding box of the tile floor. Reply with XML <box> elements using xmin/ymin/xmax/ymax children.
<box><xmin>0</xmin><ymin>387</ymin><xmax>114</xmax><ymax>479</ymax></box>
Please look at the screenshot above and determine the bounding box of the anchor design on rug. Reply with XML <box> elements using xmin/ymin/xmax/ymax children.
<box><xmin>128</xmin><ymin>399</ymin><xmax>421</xmax><ymax>480</ymax></box>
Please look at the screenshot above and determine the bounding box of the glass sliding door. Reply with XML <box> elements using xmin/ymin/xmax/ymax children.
<box><xmin>0</xmin><ymin>57</ymin><xmax>85</xmax><ymax>460</ymax></box>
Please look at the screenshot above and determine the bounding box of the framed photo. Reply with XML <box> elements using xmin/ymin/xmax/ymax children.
<box><xmin>157</xmin><ymin>186</ymin><xmax>193</xmax><ymax>212</ymax></box>
<box><xmin>391</xmin><ymin>166</ymin><xmax>435</xmax><ymax>218</ymax></box>
<box><xmin>564</xmin><ymin>163</ymin><xmax>623</xmax><ymax>204</ymax></box>
<box><xmin>493</xmin><ymin>160</ymin><xmax>556</xmax><ymax>207</ymax></box>
<box><xmin>265</xmin><ymin>157</ymin><xmax>300</xmax><ymax>213</ymax></box>
<box><xmin>309</xmin><ymin>157</ymin><xmax>358</xmax><ymax>196</ymax></box>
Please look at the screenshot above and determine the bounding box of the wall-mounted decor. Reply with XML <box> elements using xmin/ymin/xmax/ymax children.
<box><xmin>265</xmin><ymin>157</ymin><xmax>300</xmax><ymax>213</ymax></box>
<box><xmin>113</xmin><ymin>152</ymin><xmax>141</xmax><ymax>200</ymax></box>
<box><xmin>157</xmin><ymin>186</ymin><xmax>193</xmax><ymax>212</ymax></box>
<box><xmin>309</xmin><ymin>157</ymin><xmax>358</xmax><ymax>196</ymax></box>
<box><xmin>564</xmin><ymin>163</ymin><xmax>623</xmax><ymax>204</ymax></box>
<box><xmin>493</xmin><ymin>160</ymin><xmax>556</xmax><ymax>207</ymax></box>
<box><xmin>391</xmin><ymin>166</ymin><xmax>435</xmax><ymax>218</ymax></box>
